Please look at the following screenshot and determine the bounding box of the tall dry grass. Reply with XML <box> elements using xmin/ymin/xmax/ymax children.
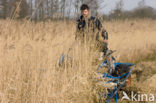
<box><xmin>0</xmin><ymin>19</ymin><xmax>156</xmax><ymax>103</ymax></box>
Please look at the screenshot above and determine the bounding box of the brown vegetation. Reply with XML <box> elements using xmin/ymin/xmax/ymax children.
<box><xmin>0</xmin><ymin>19</ymin><xmax>156</xmax><ymax>102</ymax></box>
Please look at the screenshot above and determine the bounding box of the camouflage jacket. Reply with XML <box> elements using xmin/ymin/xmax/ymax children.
<box><xmin>75</xmin><ymin>15</ymin><xmax>108</xmax><ymax>43</ymax></box>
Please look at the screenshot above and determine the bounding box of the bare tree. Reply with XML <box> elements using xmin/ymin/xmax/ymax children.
<box><xmin>29</xmin><ymin>0</ymin><xmax>33</xmax><ymax>16</ymax></box>
<box><xmin>1</xmin><ymin>0</ymin><xmax>8</xmax><ymax>18</ymax></box>
<box><xmin>110</xmin><ymin>0</ymin><xmax>124</xmax><ymax>18</ymax></box>
<box><xmin>19</xmin><ymin>0</ymin><xmax>29</xmax><ymax>18</ymax></box>
<box><xmin>60</xmin><ymin>0</ymin><xmax>66</xmax><ymax>18</ymax></box>
<box><xmin>115</xmin><ymin>0</ymin><xmax>124</xmax><ymax>11</ymax></box>
<box><xmin>138</xmin><ymin>0</ymin><xmax>145</xmax><ymax>8</ymax></box>
<box><xmin>34</xmin><ymin>0</ymin><xmax>41</xmax><ymax>20</ymax></box>
<box><xmin>45</xmin><ymin>0</ymin><xmax>49</xmax><ymax>17</ymax></box>
<box><xmin>66</xmin><ymin>0</ymin><xmax>72</xmax><ymax>18</ymax></box>
<box><xmin>74</xmin><ymin>0</ymin><xmax>80</xmax><ymax>18</ymax></box>
<box><xmin>39</xmin><ymin>0</ymin><xmax>44</xmax><ymax>19</ymax></box>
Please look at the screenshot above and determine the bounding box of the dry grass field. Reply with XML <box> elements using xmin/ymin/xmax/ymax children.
<box><xmin>0</xmin><ymin>19</ymin><xmax>156</xmax><ymax>103</ymax></box>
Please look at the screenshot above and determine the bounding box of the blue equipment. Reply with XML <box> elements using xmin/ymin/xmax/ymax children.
<box><xmin>97</xmin><ymin>57</ymin><xmax>135</xmax><ymax>103</ymax></box>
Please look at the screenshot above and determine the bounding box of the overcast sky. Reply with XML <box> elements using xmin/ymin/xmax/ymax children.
<box><xmin>98</xmin><ymin>0</ymin><xmax>156</xmax><ymax>14</ymax></box>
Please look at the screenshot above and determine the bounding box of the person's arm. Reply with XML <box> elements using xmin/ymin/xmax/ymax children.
<box><xmin>77</xmin><ymin>18</ymin><xmax>85</xmax><ymax>30</ymax></box>
<box><xmin>75</xmin><ymin>17</ymin><xmax>85</xmax><ymax>41</ymax></box>
<box><xmin>96</xmin><ymin>18</ymin><xmax>109</xmax><ymax>54</ymax></box>
<box><xmin>95</xmin><ymin>18</ymin><xmax>108</xmax><ymax>41</ymax></box>
<box><xmin>75</xmin><ymin>20</ymin><xmax>82</xmax><ymax>40</ymax></box>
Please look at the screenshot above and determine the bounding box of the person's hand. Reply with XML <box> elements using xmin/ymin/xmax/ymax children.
<box><xmin>104</xmin><ymin>39</ymin><xmax>108</xmax><ymax>43</ymax></box>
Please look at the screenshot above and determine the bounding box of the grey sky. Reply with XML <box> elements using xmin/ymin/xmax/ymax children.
<box><xmin>98</xmin><ymin>0</ymin><xmax>156</xmax><ymax>14</ymax></box>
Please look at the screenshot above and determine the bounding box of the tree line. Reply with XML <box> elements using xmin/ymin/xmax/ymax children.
<box><xmin>0</xmin><ymin>0</ymin><xmax>102</xmax><ymax>20</ymax></box>
<box><xmin>104</xmin><ymin>0</ymin><xmax>156</xmax><ymax>20</ymax></box>
<box><xmin>0</xmin><ymin>0</ymin><xmax>156</xmax><ymax>21</ymax></box>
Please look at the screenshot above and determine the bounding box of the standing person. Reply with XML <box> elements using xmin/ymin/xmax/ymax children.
<box><xmin>75</xmin><ymin>4</ymin><xmax>109</xmax><ymax>57</ymax></box>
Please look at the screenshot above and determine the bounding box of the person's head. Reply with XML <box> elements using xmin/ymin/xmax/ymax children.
<box><xmin>80</xmin><ymin>4</ymin><xmax>89</xmax><ymax>18</ymax></box>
